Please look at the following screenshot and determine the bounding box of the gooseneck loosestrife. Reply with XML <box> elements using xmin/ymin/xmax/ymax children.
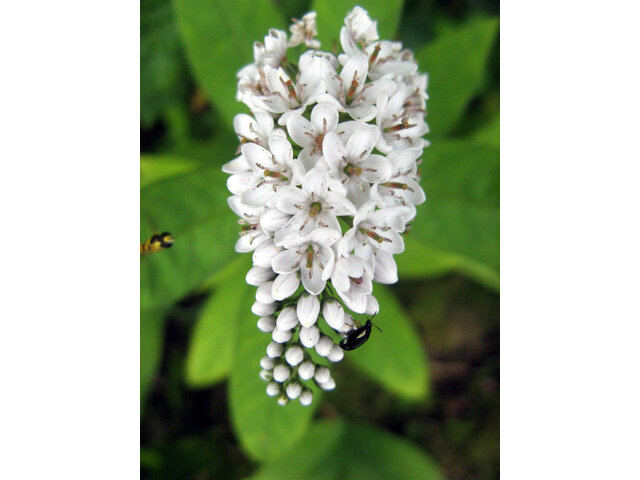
<box><xmin>223</xmin><ymin>7</ymin><xmax>428</xmax><ymax>405</ymax></box>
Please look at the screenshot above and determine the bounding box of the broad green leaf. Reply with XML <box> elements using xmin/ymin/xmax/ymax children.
<box><xmin>416</xmin><ymin>17</ymin><xmax>499</xmax><ymax>136</ymax></box>
<box><xmin>141</xmin><ymin>310</ymin><xmax>164</xmax><ymax>408</ymax></box>
<box><xmin>249</xmin><ymin>420</ymin><xmax>443</xmax><ymax>480</ymax></box>
<box><xmin>397</xmin><ymin>236</ymin><xmax>500</xmax><ymax>291</ymax></box>
<box><xmin>140</xmin><ymin>165</ymin><xmax>239</xmax><ymax>311</ymax></box>
<box><xmin>312</xmin><ymin>0</ymin><xmax>405</xmax><ymax>53</ymax></box>
<box><xmin>140</xmin><ymin>155</ymin><xmax>203</xmax><ymax>188</ymax></box>
<box><xmin>229</xmin><ymin>285</ymin><xmax>318</xmax><ymax>461</ymax></box>
<box><xmin>346</xmin><ymin>285</ymin><xmax>429</xmax><ymax>400</ymax></box>
<box><xmin>185</xmin><ymin>256</ymin><xmax>251</xmax><ymax>387</ymax></box>
<box><xmin>472</xmin><ymin>114</ymin><xmax>500</xmax><ymax>148</ymax></box>
<box><xmin>141</xmin><ymin>0</ymin><xmax>191</xmax><ymax>128</ymax></box>
<box><xmin>412</xmin><ymin>140</ymin><xmax>499</xmax><ymax>274</ymax></box>
<box><xmin>174</xmin><ymin>0</ymin><xmax>285</xmax><ymax>125</ymax></box>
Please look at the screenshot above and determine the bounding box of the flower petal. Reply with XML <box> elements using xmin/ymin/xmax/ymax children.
<box><xmin>242</xmin><ymin>142</ymin><xmax>277</xmax><ymax>173</ymax></box>
<box><xmin>301</xmin><ymin>260</ymin><xmax>326</xmax><ymax>295</ymax></box>
<box><xmin>321</xmin><ymin>131</ymin><xmax>347</xmax><ymax>171</ymax></box>
<box><xmin>373</xmin><ymin>250</ymin><xmax>398</xmax><ymax>284</ymax></box>
<box><xmin>286</xmin><ymin>114</ymin><xmax>316</xmax><ymax>148</ymax></box>
<box><xmin>323</xmin><ymin>191</ymin><xmax>356</xmax><ymax>216</ymax></box>
<box><xmin>275</xmin><ymin>186</ymin><xmax>309</xmax><ymax>215</ymax></box>
<box><xmin>310</xmin><ymin>102</ymin><xmax>339</xmax><ymax>133</ymax></box>
<box><xmin>302</xmin><ymin>167</ymin><xmax>329</xmax><ymax>199</ymax></box>
<box><xmin>346</xmin><ymin>123</ymin><xmax>380</xmax><ymax>162</ymax></box>
<box><xmin>271</xmin><ymin>249</ymin><xmax>302</xmax><ymax>274</ymax></box>
<box><xmin>268</xmin><ymin>135</ymin><xmax>293</xmax><ymax>167</ymax></box>
<box><xmin>359</xmin><ymin>153</ymin><xmax>391</xmax><ymax>183</ymax></box>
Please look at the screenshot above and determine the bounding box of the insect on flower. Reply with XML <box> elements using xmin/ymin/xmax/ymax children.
<box><xmin>339</xmin><ymin>315</ymin><xmax>382</xmax><ymax>351</ymax></box>
<box><xmin>140</xmin><ymin>232</ymin><xmax>174</xmax><ymax>255</ymax></box>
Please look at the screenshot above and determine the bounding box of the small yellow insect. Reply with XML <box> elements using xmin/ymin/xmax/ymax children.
<box><xmin>140</xmin><ymin>232</ymin><xmax>175</xmax><ymax>255</ymax></box>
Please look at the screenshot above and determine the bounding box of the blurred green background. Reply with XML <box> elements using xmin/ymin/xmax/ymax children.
<box><xmin>141</xmin><ymin>0</ymin><xmax>499</xmax><ymax>478</ymax></box>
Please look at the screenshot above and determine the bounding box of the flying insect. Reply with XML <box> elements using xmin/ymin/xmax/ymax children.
<box><xmin>140</xmin><ymin>232</ymin><xmax>175</xmax><ymax>255</ymax></box>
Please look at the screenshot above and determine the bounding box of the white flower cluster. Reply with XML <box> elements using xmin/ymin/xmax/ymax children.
<box><xmin>223</xmin><ymin>7</ymin><xmax>428</xmax><ymax>405</ymax></box>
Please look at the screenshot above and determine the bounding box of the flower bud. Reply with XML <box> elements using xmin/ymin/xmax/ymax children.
<box><xmin>299</xmin><ymin>388</ymin><xmax>313</xmax><ymax>406</ymax></box>
<box><xmin>266</xmin><ymin>382</ymin><xmax>280</xmax><ymax>396</ymax></box>
<box><xmin>260</xmin><ymin>356</ymin><xmax>275</xmax><ymax>370</ymax></box>
<box><xmin>259</xmin><ymin>370</ymin><xmax>273</xmax><ymax>381</ymax></box>
<box><xmin>266</xmin><ymin>341</ymin><xmax>284</xmax><ymax>358</ymax></box>
<box><xmin>298</xmin><ymin>361</ymin><xmax>315</xmax><ymax>380</ymax></box>
<box><xmin>327</xmin><ymin>345</ymin><xmax>344</xmax><ymax>362</ymax></box>
<box><xmin>314</xmin><ymin>366</ymin><xmax>331</xmax><ymax>384</ymax></box>
<box><xmin>257</xmin><ymin>316</ymin><xmax>276</xmax><ymax>333</ymax></box>
<box><xmin>276</xmin><ymin>307</ymin><xmax>299</xmax><ymax>330</ymax></box>
<box><xmin>285</xmin><ymin>345</ymin><xmax>304</xmax><ymax>366</ymax></box>
<box><xmin>272</xmin><ymin>272</ymin><xmax>300</xmax><ymax>300</ymax></box>
<box><xmin>299</xmin><ymin>325</ymin><xmax>320</xmax><ymax>348</ymax></box>
<box><xmin>252</xmin><ymin>301</ymin><xmax>276</xmax><ymax>316</ymax></box>
<box><xmin>297</xmin><ymin>293</ymin><xmax>320</xmax><ymax>327</ymax></box>
<box><xmin>322</xmin><ymin>300</ymin><xmax>345</xmax><ymax>330</ymax></box>
<box><xmin>272</xmin><ymin>327</ymin><xmax>293</xmax><ymax>343</ymax></box>
<box><xmin>320</xmin><ymin>377</ymin><xmax>336</xmax><ymax>390</ymax></box>
<box><xmin>246</xmin><ymin>266</ymin><xmax>275</xmax><ymax>286</ymax></box>
<box><xmin>286</xmin><ymin>382</ymin><xmax>302</xmax><ymax>399</ymax></box>
<box><xmin>256</xmin><ymin>281</ymin><xmax>275</xmax><ymax>303</ymax></box>
<box><xmin>273</xmin><ymin>364</ymin><xmax>291</xmax><ymax>382</ymax></box>
<box><xmin>315</xmin><ymin>335</ymin><xmax>334</xmax><ymax>357</ymax></box>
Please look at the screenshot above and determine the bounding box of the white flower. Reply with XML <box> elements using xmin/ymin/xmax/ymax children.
<box><xmin>331</xmin><ymin>255</ymin><xmax>374</xmax><ymax>313</ymax></box>
<box><xmin>254</xmin><ymin>29</ymin><xmax>288</xmax><ymax>67</ymax></box>
<box><xmin>241</xmin><ymin>136</ymin><xmax>302</xmax><ymax>206</ymax></box>
<box><xmin>228</xmin><ymin>196</ymin><xmax>270</xmax><ymax>252</ymax></box>
<box><xmin>271</xmin><ymin>228</ymin><xmax>340</xmax><ymax>295</ymax></box>
<box><xmin>370</xmin><ymin>147</ymin><xmax>426</xmax><ymax>207</ymax></box>
<box><xmin>274</xmin><ymin>168</ymin><xmax>355</xmax><ymax>244</ymax></box>
<box><xmin>289</xmin><ymin>13</ymin><xmax>320</xmax><ymax>49</ymax></box>
<box><xmin>224</xmin><ymin>7</ymin><xmax>429</xmax><ymax>404</ymax></box>
<box><xmin>233</xmin><ymin>110</ymin><xmax>285</xmax><ymax>150</ymax></box>
<box><xmin>286</xmin><ymin>102</ymin><xmax>340</xmax><ymax>170</ymax></box>
<box><xmin>322</xmin><ymin>125</ymin><xmax>391</xmax><ymax>207</ymax></box>
<box><xmin>345</xmin><ymin>6</ymin><xmax>379</xmax><ymax>46</ymax></box>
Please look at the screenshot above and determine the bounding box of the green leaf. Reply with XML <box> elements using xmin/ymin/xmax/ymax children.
<box><xmin>416</xmin><ymin>17</ymin><xmax>499</xmax><ymax>136</ymax></box>
<box><xmin>411</xmin><ymin>140</ymin><xmax>499</xmax><ymax>276</ymax></box>
<box><xmin>174</xmin><ymin>0</ymin><xmax>285</xmax><ymax>125</ymax></box>
<box><xmin>472</xmin><ymin>114</ymin><xmax>500</xmax><ymax>148</ymax></box>
<box><xmin>141</xmin><ymin>0</ymin><xmax>190</xmax><ymax>127</ymax></box>
<box><xmin>397</xmin><ymin>236</ymin><xmax>500</xmax><ymax>291</ymax></box>
<box><xmin>346</xmin><ymin>285</ymin><xmax>429</xmax><ymax>400</ymax></box>
<box><xmin>140</xmin><ymin>155</ymin><xmax>203</xmax><ymax>188</ymax></box>
<box><xmin>141</xmin><ymin>310</ymin><xmax>164</xmax><ymax>409</ymax></box>
<box><xmin>185</xmin><ymin>256</ymin><xmax>251</xmax><ymax>387</ymax></box>
<box><xmin>312</xmin><ymin>0</ymin><xmax>405</xmax><ymax>53</ymax></box>
<box><xmin>229</xmin><ymin>286</ymin><xmax>318</xmax><ymax>461</ymax></box>
<box><xmin>140</xmin><ymin>164</ymin><xmax>240</xmax><ymax>311</ymax></box>
<box><xmin>248</xmin><ymin>420</ymin><xmax>443</xmax><ymax>480</ymax></box>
